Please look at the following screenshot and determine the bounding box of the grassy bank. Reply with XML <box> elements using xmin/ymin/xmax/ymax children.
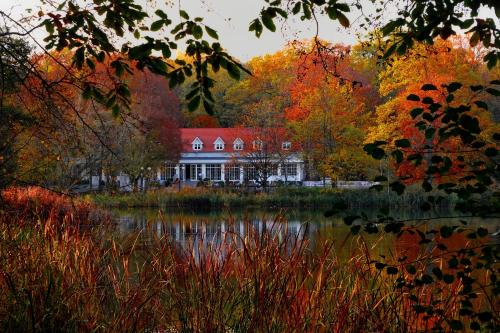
<box><xmin>88</xmin><ymin>186</ymin><xmax>452</xmax><ymax>210</ymax></box>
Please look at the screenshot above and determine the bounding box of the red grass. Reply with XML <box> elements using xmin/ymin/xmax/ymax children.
<box><xmin>1</xmin><ymin>186</ymin><xmax>107</xmax><ymax>226</ymax></box>
<box><xmin>0</xmin><ymin>187</ymin><xmax>495</xmax><ymax>332</ymax></box>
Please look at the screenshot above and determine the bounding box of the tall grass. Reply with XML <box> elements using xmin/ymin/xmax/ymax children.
<box><xmin>0</xmin><ymin>187</ymin><xmax>488</xmax><ymax>332</ymax></box>
<box><xmin>89</xmin><ymin>186</ymin><xmax>450</xmax><ymax>210</ymax></box>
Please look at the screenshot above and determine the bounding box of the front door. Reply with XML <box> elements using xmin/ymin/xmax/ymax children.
<box><xmin>185</xmin><ymin>164</ymin><xmax>192</xmax><ymax>180</ymax></box>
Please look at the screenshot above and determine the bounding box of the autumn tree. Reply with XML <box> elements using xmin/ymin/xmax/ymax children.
<box><xmin>239</xmin><ymin>101</ymin><xmax>296</xmax><ymax>191</ymax></box>
<box><xmin>367</xmin><ymin>38</ymin><xmax>499</xmax><ymax>184</ymax></box>
<box><xmin>0</xmin><ymin>33</ymin><xmax>33</xmax><ymax>189</ymax></box>
<box><xmin>285</xmin><ymin>41</ymin><xmax>378</xmax><ymax>182</ymax></box>
<box><xmin>224</xmin><ymin>47</ymin><xmax>298</xmax><ymax>125</ymax></box>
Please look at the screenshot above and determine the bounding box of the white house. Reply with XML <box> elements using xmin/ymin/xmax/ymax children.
<box><xmin>159</xmin><ymin>128</ymin><xmax>304</xmax><ymax>185</ymax></box>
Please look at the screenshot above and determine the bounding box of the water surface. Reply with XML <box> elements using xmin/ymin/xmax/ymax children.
<box><xmin>112</xmin><ymin>207</ymin><xmax>498</xmax><ymax>258</ymax></box>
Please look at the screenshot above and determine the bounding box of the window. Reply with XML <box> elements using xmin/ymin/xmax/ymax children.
<box><xmin>189</xmin><ymin>164</ymin><xmax>202</xmax><ymax>180</ymax></box>
<box><xmin>206</xmin><ymin>164</ymin><xmax>222</xmax><ymax>180</ymax></box>
<box><xmin>233</xmin><ymin>138</ymin><xmax>243</xmax><ymax>150</ymax></box>
<box><xmin>269</xmin><ymin>164</ymin><xmax>279</xmax><ymax>176</ymax></box>
<box><xmin>226</xmin><ymin>164</ymin><xmax>241</xmax><ymax>181</ymax></box>
<box><xmin>244</xmin><ymin>165</ymin><xmax>257</xmax><ymax>181</ymax></box>
<box><xmin>253</xmin><ymin>140</ymin><xmax>263</xmax><ymax>150</ymax></box>
<box><xmin>214</xmin><ymin>137</ymin><xmax>225</xmax><ymax>151</ymax></box>
<box><xmin>162</xmin><ymin>163</ymin><xmax>177</xmax><ymax>181</ymax></box>
<box><xmin>192</xmin><ymin>137</ymin><xmax>203</xmax><ymax>151</ymax></box>
<box><xmin>282</xmin><ymin>141</ymin><xmax>291</xmax><ymax>150</ymax></box>
<box><xmin>282</xmin><ymin>163</ymin><xmax>297</xmax><ymax>177</ymax></box>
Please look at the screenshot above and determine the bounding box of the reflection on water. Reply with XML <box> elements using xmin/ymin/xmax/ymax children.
<box><xmin>112</xmin><ymin>207</ymin><xmax>498</xmax><ymax>255</ymax></box>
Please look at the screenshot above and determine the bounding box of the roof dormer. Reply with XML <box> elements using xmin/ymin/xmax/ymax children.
<box><xmin>214</xmin><ymin>137</ymin><xmax>225</xmax><ymax>151</ymax></box>
<box><xmin>192</xmin><ymin>137</ymin><xmax>203</xmax><ymax>151</ymax></box>
<box><xmin>233</xmin><ymin>138</ymin><xmax>244</xmax><ymax>150</ymax></box>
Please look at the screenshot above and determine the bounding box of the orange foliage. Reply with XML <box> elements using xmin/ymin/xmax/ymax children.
<box><xmin>369</xmin><ymin>38</ymin><xmax>498</xmax><ymax>183</ymax></box>
<box><xmin>1</xmin><ymin>186</ymin><xmax>107</xmax><ymax>224</ymax></box>
<box><xmin>190</xmin><ymin>114</ymin><xmax>220</xmax><ymax>128</ymax></box>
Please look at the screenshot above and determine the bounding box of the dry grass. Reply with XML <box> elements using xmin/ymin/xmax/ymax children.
<box><xmin>0</xmin><ymin>187</ymin><xmax>486</xmax><ymax>332</ymax></box>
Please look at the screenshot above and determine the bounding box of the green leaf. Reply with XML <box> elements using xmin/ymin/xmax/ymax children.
<box><xmin>203</xmin><ymin>99</ymin><xmax>214</xmax><ymax>115</ymax></box>
<box><xmin>192</xmin><ymin>25</ymin><xmax>203</xmax><ymax>39</ymax></box>
<box><xmin>470</xmin><ymin>31</ymin><xmax>480</xmax><ymax>47</ymax></box>
<box><xmin>205</xmin><ymin>26</ymin><xmax>218</xmax><ymax>39</ymax></box>
<box><xmin>410</xmin><ymin>108</ymin><xmax>424</xmax><ymax>119</ymax></box>
<box><xmin>155</xmin><ymin>9</ymin><xmax>168</xmax><ymax>19</ymax></box>
<box><xmin>390</xmin><ymin>181</ymin><xmax>405</xmax><ymax>195</ymax></box>
<box><xmin>371</xmin><ymin>147</ymin><xmax>386</xmax><ymax>160</ymax></box>
<box><xmin>425</xmin><ymin>127</ymin><xmax>435</xmax><ymax>139</ymax></box>
<box><xmin>447</xmin><ymin>82</ymin><xmax>462</xmax><ymax>93</ymax></box>
<box><xmin>470</xmin><ymin>322</ymin><xmax>480</xmax><ymax>331</ymax></box>
<box><xmin>44</xmin><ymin>20</ymin><xmax>54</xmax><ymax>34</ymax></box>
<box><xmin>374</xmin><ymin>175</ymin><xmax>387</xmax><ymax>182</ymax></box>
<box><xmin>443</xmin><ymin>274</ymin><xmax>454</xmax><ymax>284</ymax></box>
<box><xmin>421</xmin><ymin>274</ymin><xmax>433</xmax><ymax>284</ymax></box>
<box><xmin>477</xmin><ymin>227</ymin><xmax>488</xmax><ymax>238</ymax></box>
<box><xmin>440</xmin><ymin>226</ymin><xmax>454</xmax><ymax>238</ymax></box>
<box><xmin>382</xmin><ymin>43</ymin><xmax>398</xmax><ymax>59</ymax></box>
<box><xmin>477</xmin><ymin>312</ymin><xmax>493</xmax><ymax>322</ymax></box>
<box><xmin>422</xmin><ymin>97</ymin><xmax>433</xmax><ymax>104</ymax></box>
<box><xmin>151</xmin><ymin>20</ymin><xmax>164</xmax><ymax>31</ymax></box>
<box><xmin>486</xmin><ymin>88</ymin><xmax>500</xmax><ymax>96</ymax></box>
<box><xmin>336</xmin><ymin>11</ymin><xmax>350</xmax><ymax>28</ymax></box>
<box><xmin>432</xmin><ymin>267</ymin><xmax>443</xmax><ymax>279</ymax></box>
<box><xmin>395</xmin><ymin>139</ymin><xmax>411</xmax><ymax>148</ymax></box>
<box><xmin>161</xmin><ymin>44</ymin><xmax>171</xmax><ymax>58</ymax></box>
<box><xmin>336</xmin><ymin>3</ymin><xmax>350</xmax><ymax>12</ymax></box>
<box><xmin>474</xmin><ymin>101</ymin><xmax>488</xmax><ymax>110</ymax></box>
<box><xmin>343</xmin><ymin>215</ymin><xmax>360</xmax><ymax>225</ymax></box>
<box><xmin>261</xmin><ymin>13</ymin><xmax>276</xmax><ymax>32</ymax></box>
<box><xmin>350</xmin><ymin>225</ymin><xmax>361</xmax><ymax>235</ymax></box>
<box><xmin>72</xmin><ymin>47</ymin><xmax>85</xmax><ymax>69</ymax></box>
<box><xmin>449</xmin><ymin>320</ymin><xmax>463</xmax><ymax>330</ymax></box>
<box><xmin>111</xmin><ymin>104</ymin><xmax>120</xmax><ymax>118</ymax></box>
<box><xmin>421</xmin><ymin>84</ymin><xmax>437</xmax><ymax>91</ymax></box>
<box><xmin>292</xmin><ymin>2</ymin><xmax>301</xmax><ymax>14</ymax></box>
<box><xmin>484</xmin><ymin>147</ymin><xmax>497</xmax><ymax>157</ymax></box>
<box><xmin>406</xmin><ymin>265</ymin><xmax>416</xmax><ymax>275</ymax></box>
<box><xmin>386</xmin><ymin>266</ymin><xmax>398</xmax><ymax>275</ymax></box>
<box><xmin>226</xmin><ymin>62</ymin><xmax>240</xmax><ymax>80</ymax></box>
<box><xmin>82</xmin><ymin>85</ymin><xmax>92</xmax><ymax>100</ymax></box>
<box><xmin>249</xmin><ymin>19</ymin><xmax>263</xmax><ymax>37</ymax></box>
<box><xmin>187</xmin><ymin>95</ymin><xmax>201</xmax><ymax>112</ymax></box>
<box><xmin>179</xmin><ymin>10</ymin><xmax>189</xmax><ymax>20</ymax></box>
<box><xmin>392</xmin><ymin>150</ymin><xmax>403</xmax><ymax>163</ymax></box>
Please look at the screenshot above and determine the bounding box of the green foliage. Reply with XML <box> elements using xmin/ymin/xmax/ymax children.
<box><xmin>37</xmin><ymin>0</ymin><xmax>249</xmax><ymax>116</ymax></box>
<box><xmin>378</xmin><ymin>1</ymin><xmax>499</xmax><ymax>68</ymax></box>
<box><xmin>355</xmin><ymin>81</ymin><xmax>499</xmax><ymax>331</ymax></box>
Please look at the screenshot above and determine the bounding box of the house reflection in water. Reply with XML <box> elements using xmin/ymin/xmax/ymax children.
<box><xmin>116</xmin><ymin>214</ymin><xmax>314</xmax><ymax>251</ymax></box>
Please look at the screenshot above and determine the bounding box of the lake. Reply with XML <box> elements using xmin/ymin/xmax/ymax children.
<box><xmin>112</xmin><ymin>207</ymin><xmax>499</xmax><ymax>259</ymax></box>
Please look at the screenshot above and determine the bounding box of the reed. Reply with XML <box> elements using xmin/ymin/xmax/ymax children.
<box><xmin>0</xmin><ymin>187</ymin><xmax>489</xmax><ymax>332</ymax></box>
<box><xmin>89</xmin><ymin>186</ymin><xmax>453</xmax><ymax>210</ymax></box>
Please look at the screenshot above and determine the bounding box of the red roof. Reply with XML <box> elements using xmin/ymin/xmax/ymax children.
<box><xmin>180</xmin><ymin>128</ymin><xmax>253</xmax><ymax>152</ymax></box>
<box><xmin>180</xmin><ymin>128</ymin><xmax>296</xmax><ymax>153</ymax></box>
